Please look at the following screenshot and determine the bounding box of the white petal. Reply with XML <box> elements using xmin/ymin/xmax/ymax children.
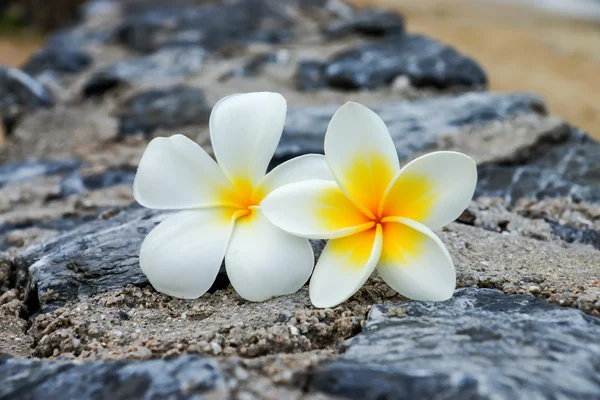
<box><xmin>380</xmin><ymin>151</ymin><xmax>477</xmax><ymax>231</ymax></box>
<box><xmin>377</xmin><ymin>217</ymin><xmax>455</xmax><ymax>301</ymax></box>
<box><xmin>261</xmin><ymin>180</ymin><xmax>374</xmax><ymax>240</ymax></box>
<box><xmin>225</xmin><ymin>207</ymin><xmax>314</xmax><ymax>302</ymax></box>
<box><xmin>324</xmin><ymin>102</ymin><xmax>400</xmax><ymax>217</ymax></box>
<box><xmin>309</xmin><ymin>225</ymin><xmax>382</xmax><ymax>308</ymax></box>
<box><xmin>254</xmin><ymin>154</ymin><xmax>333</xmax><ymax>202</ymax></box>
<box><xmin>133</xmin><ymin>134</ymin><xmax>237</xmax><ymax>210</ymax></box>
<box><xmin>210</xmin><ymin>92</ymin><xmax>286</xmax><ymax>190</ymax></box>
<box><xmin>139</xmin><ymin>208</ymin><xmax>236</xmax><ymax>298</ymax></box>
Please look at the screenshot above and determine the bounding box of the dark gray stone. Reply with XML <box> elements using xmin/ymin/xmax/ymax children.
<box><xmin>218</xmin><ymin>52</ymin><xmax>286</xmax><ymax>83</ymax></box>
<box><xmin>117</xmin><ymin>85</ymin><xmax>210</xmax><ymax>137</ymax></box>
<box><xmin>0</xmin><ymin>159</ymin><xmax>81</xmax><ymax>187</ymax></box>
<box><xmin>116</xmin><ymin>0</ymin><xmax>294</xmax><ymax>54</ymax></box>
<box><xmin>310</xmin><ymin>288</ymin><xmax>600</xmax><ymax>400</ymax></box>
<box><xmin>311</xmin><ymin>34</ymin><xmax>487</xmax><ymax>90</ymax></box>
<box><xmin>295</xmin><ymin>61</ymin><xmax>327</xmax><ymax>91</ymax></box>
<box><xmin>323</xmin><ymin>8</ymin><xmax>405</xmax><ymax>39</ymax></box>
<box><xmin>548</xmin><ymin>222</ymin><xmax>600</xmax><ymax>250</ymax></box>
<box><xmin>2</xmin><ymin>205</ymin><xmax>231</xmax><ymax>313</ymax></box>
<box><xmin>60</xmin><ymin>169</ymin><xmax>137</xmax><ymax>197</ymax></box>
<box><xmin>280</xmin><ymin>92</ymin><xmax>545</xmax><ymax>161</ymax></box>
<box><xmin>0</xmin><ymin>67</ymin><xmax>54</xmax><ymax>134</ymax></box>
<box><xmin>83</xmin><ymin>47</ymin><xmax>206</xmax><ymax>96</ymax></box>
<box><xmin>0</xmin><ymin>355</ymin><xmax>225</xmax><ymax>399</ymax></box>
<box><xmin>21</xmin><ymin>47</ymin><xmax>93</xmax><ymax>76</ymax></box>
<box><xmin>476</xmin><ymin>131</ymin><xmax>600</xmax><ymax>204</ymax></box>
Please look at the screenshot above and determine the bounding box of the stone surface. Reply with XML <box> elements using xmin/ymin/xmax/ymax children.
<box><xmin>0</xmin><ymin>355</ymin><xmax>227</xmax><ymax>399</ymax></box>
<box><xmin>115</xmin><ymin>0</ymin><xmax>295</xmax><ymax>54</ymax></box>
<box><xmin>117</xmin><ymin>85</ymin><xmax>211</xmax><ymax>137</ymax></box>
<box><xmin>0</xmin><ymin>67</ymin><xmax>54</xmax><ymax>134</ymax></box>
<box><xmin>21</xmin><ymin>47</ymin><xmax>93</xmax><ymax>76</ymax></box>
<box><xmin>307</xmin><ymin>34</ymin><xmax>487</xmax><ymax>90</ymax></box>
<box><xmin>281</xmin><ymin>92</ymin><xmax>547</xmax><ymax>161</ymax></box>
<box><xmin>0</xmin><ymin>159</ymin><xmax>80</xmax><ymax>187</ymax></box>
<box><xmin>83</xmin><ymin>47</ymin><xmax>206</xmax><ymax>96</ymax></box>
<box><xmin>310</xmin><ymin>288</ymin><xmax>600</xmax><ymax>399</ymax></box>
<box><xmin>323</xmin><ymin>8</ymin><xmax>406</xmax><ymax>39</ymax></box>
<box><xmin>477</xmin><ymin>130</ymin><xmax>600</xmax><ymax>203</ymax></box>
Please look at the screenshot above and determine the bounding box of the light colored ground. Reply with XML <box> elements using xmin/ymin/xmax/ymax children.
<box><xmin>351</xmin><ymin>0</ymin><xmax>600</xmax><ymax>140</ymax></box>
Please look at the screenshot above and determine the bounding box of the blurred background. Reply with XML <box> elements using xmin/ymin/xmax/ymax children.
<box><xmin>2</xmin><ymin>0</ymin><xmax>598</xmax><ymax>139</ymax></box>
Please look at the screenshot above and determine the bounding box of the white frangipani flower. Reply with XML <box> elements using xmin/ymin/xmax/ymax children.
<box><xmin>261</xmin><ymin>102</ymin><xmax>477</xmax><ymax>308</ymax></box>
<box><xmin>133</xmin><ymin>92</ymin><xmax>331</xmax><ymax>301</ymax></box>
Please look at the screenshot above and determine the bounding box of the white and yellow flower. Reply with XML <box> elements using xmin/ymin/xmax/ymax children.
<box><xmin>261</xmin><ymin>102</ymin><xmax>477</xmax><ymax>308</ymax></box>
<box><xmin>133</xmin><ymin>92</ymin><xmax>331</xmax><ymax>301</ymax></box>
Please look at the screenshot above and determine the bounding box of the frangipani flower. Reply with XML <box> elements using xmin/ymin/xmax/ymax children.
<box><xmin>133</xmin><ymin>92</ymin><xmax>331</xmax><ymax>301</ymax></box>
<box><xmin>262</xmin><ymin>102</ymin><xmax>477</xmax><ymax>308</ymax></box>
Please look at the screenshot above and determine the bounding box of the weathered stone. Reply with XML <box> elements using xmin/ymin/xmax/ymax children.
<box><xmin>60</xmin><ymin>169</ymin><xmax>137</xmax><ymax>197</ymax></box>
<box><xmin>477</xmin><ymin>130</ymin><xmax>600</xmax><ymax>203</ymax></box>
<box><xmin>218</xmin><ymin>52</ymin><xmax>288</xmax><ymax>83</ymax></box>
<box><xmin>116</xmin><ymin>0</ymin><xmax>294</xmax><ymax>54</ymax></box>
<box><xmin>0</xmin><ymin>159</ymin><xmax>80</xmax><ymax>187</ymax></box>
<box><xmin>309</xmin><ymin>34</ymin><xmax>487</xmax><ymax>90</ymax></box>
<box><xmin>0</xmin><ymin>355</ymin><xmax>226</xmax><ymax>399</ymax></box>
<box><xmin>21</xmin><ymin>47</ymin><xmax>93</xmax><ymax>76</ymax></box>
<box><xmin>0</xmin><ymin>67</ymin><xmax>53</xmax><ymax>134</ymax></box>
<box><xmin>310</xmin><ymin>288</ymin><xmax>600</xmax><ymax>399</ymax></box>
<box><xmin>83</xmin><ymin>47</ymin><xmax>206</xmax><ymax>96</ymax></box>
<box><xmin>323</xmin><ymin>8</ymin><xmax>405</xmax><ymax>39</ymax></box>
<box><xmin>280</xmin><ymin>92</ymin><xmax>546</xmax><ymax>161</ymax></box>
<box><xmin>117</xmin><ymin>85</ymin><xmax>210</xmax><ymax>137</ymax></box>
<box><xmin>295</xmin><ymin>61</ymin><xmax>327</xmax><ymax>91</ymax></box>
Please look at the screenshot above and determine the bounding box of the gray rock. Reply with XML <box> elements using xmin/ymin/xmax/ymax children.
<box><xmin>116</xmin><ymin>0</ymin><xmax>294</xmax><ymax>54</ymax></box>
<box><xmin>280</xmin><ymin>92</ymin><xmax>545</xmax><ymax>160</ymax></box>
<box><xmin>60</xmin><ymin>169</ymin><xmax>137</xmax><ymax>197</ymax></box>
<box><xmin>0</xmin><ymin>159</ymin><xmax>80</xmax><ymax>187</ymax></box>
<box><xmin>21</xmin><ymin>48</ymin><xmax>93</xmax><ymax>76</ymax></box>
<box><xmin>323</xmin><ymin>8</ymin><xmax>405</xmax><ymax>39</ymax></box>
<box><xmin>0</xmin><ymin>67</ymin><xmax>54</xmax><ymax>134</ymax></box>
<box><xmin>477</xmin><ymin>130</ymin><xmax>600</xmax><ymax>203</ymax></box>
<box><xmin>83</xmin><ymin>47</ymin><xmax>206</xmax><ymax>96</ymax></box>
<box><xmin>117</xmin><ymin>85</ymin><xmax>211</xmax><ymax>137</ymax></box>
<box><xmin>295</xmin><ymin>61</ymin><xmax>327</xmax><ymax>91</ymax></box>
<box><xmin>304</xmin><ymin>34</ymin><xmax>487</xmax><ymax>91</ymax></box>
<box><xmin>218</xmin><ymin>52</ymin><xmax>287</xmax><ymax>83</ymax></box>
<box><xmin>0</xmin><ymin>355</ymin><xmax>226</xmax><ymax>399</ymax></box>
<box><xmin>310</xmin><ymin>288</ymin><xmax>600</xmax><ymax>400</ymax></box>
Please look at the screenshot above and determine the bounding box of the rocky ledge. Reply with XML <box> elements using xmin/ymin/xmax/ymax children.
<box><xmin>0</xmin><ymin>0</ymin><xmax>599</xmax><ymax>398</ymax></box>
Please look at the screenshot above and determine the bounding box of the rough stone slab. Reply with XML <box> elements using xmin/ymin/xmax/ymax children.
<box><xmin>83</xmin><ymin>47</ymin><xmax>207</xmax><ymax>96</ymax></box>
<box><xmin>322</xmin><ymin>8</ymin><xmax>405</xmax><ymax>39</ymax></box>
<box><xmin>477</xmin><ymin>130</ymin><xmax>600</xmax><ymax>203</ymax></box>
<box><xmin>4</xmin><ymin>205</ymin><xmax>324</xmax><ymax>313</ymax></box>
<box><xmin>281</xmin><ymin>92</ymin><xmax>547</xmax><ymax>161</ymax></box>
<box><xmin>299</xmin><ymin>34</ymin><xmax>486</xmax><ymax>91</ymax></box>
<box><xmin>0</xmin><ymin>159</ymin><xmax>80</xmax><ymax>187</ymax></box>
<box><xmin>0</xmin><ymin>355</ymin><xmax>226</xmax><ymax>399</ymax></box>
<box><xmin>310</xmin><ymin>288</ymin><xmax>600</xmax><ymax>400</ymax></box>
<box><xmin>117</xmin><ymin>85</ymin><xmax>211</xmax><ymax>137</ymax></box>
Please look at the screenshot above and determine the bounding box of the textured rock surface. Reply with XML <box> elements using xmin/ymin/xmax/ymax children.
<box><xmin>323</xmin><ymin>8</ymin><xmax>405</xmax><ymax>39</ymax></box>
<box><xmin>117</xmin><ymin>85</ymin><xmax>211</xmax><ymax>137</ymax></box>
<box><xmin>21</xmin><ymin>47</ymin><xmax>93</xmax><ymax>76</ymax></box>
<box><xmin>0</xmin><ymin>355</ymin><xmax>227</xmax><ymax>399</ymax></box>
<box><xmin>305</xmin><ymin>34</ymin><xmax>487</xmax><ymax>90</ymax></box>
<box><xmin>0</xmin><ymin>159</ymin><xmax>80</xmax><ymax>187</ymax></box>
<box><xmin>83</xmin><ymin>47</ymin><xmax>206</xmax><ymax>96</ymax></box>
<box><xmin>281</xmin><ymin>92</ymin><xmax>547</xmax><ymax>161</ymax></box>
<box><xmin>0</xmin><ymin>67</ymin><xmax>53</xmax><ymax>134</ymax></box>
<box><xmin>477</xmin><ymin>130</ymin><xmax>600</xmax><ymax>203</ymax></box>
<box><xmin>310</xmin><ymin>288</ymin><xmax>600</xmax><ymax>399</ymax></box>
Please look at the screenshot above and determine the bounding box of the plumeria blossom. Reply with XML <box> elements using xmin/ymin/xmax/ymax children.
<box><xmin>133</xmin><ymin>92</ymin><xmax>332</xmax><ymax>301</ymax></box>
<box><xmin>261</xmin><ymin>102</ymin><xmax>477</xmax><ymax>308</ymax></box>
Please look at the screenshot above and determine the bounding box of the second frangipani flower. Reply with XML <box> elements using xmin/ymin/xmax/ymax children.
<box><xmin>262</xmin><ymin>102</ymin><xmax>477</xmax><ymax>308</ymax></box>
<box><xmin>133</xmin><ymin>92</ymin><xmax>331</xmax><ymax>301</ymax></box>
